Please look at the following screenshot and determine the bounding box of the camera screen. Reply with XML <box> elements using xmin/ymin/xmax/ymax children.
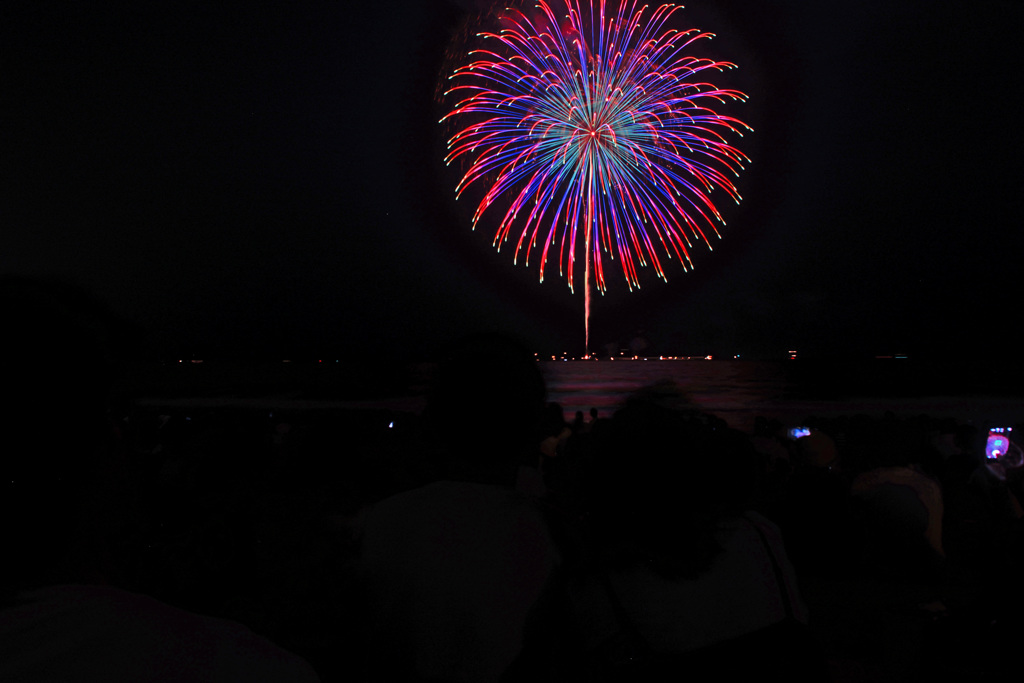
<box><xmin>986</xmin><ymin>428</ymin><xmax>1012</xmax><ymax>460</ymax></box>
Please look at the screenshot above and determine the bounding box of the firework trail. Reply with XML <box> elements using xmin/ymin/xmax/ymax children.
<box><xmin>441</xmin><ymin>0</ymin><xmax>751</xmax><ymax>351</ymax></box>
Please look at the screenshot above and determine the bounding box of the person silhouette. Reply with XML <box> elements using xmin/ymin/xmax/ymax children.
<box><xmin>0</xmin><ymin>278</ymin><xmax>319</xmax><ymax>682</ymax></box>
<box><xmin>357</xmin><ymin>334</ymin><xmax>560</xmax><ymax>682</ymax></box>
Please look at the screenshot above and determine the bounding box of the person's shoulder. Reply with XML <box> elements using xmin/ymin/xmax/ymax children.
<box><xmin>1</xmin><ymin>584</ymin><xmax>320</xmax><ymax>683</ymax></box>
<box><xmin>739</xmin><ymin>510</ymin><xmax>783</xmax><ymax>537</ymax></box>
<box><xmin>719</xmin><ymin>511</ymin><xmax>789</xmax><ymax>558</ymax></box>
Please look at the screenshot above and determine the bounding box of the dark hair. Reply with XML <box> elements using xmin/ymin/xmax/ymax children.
<box><xmin>423</xmin><ymin>333</ymin><xmax>545</xmax><ymax>461</ymax></box>
<box><xmin>584</xmin><ymin>390</ymin><xmax>756</xmax><ymax>579</ymax></box>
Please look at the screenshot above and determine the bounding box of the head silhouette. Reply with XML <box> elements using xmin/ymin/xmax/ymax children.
<box><xmin>423</xmin><ymin>333</ymin><xmax>545</xmax><ymax>478</ymax></box>
<box><xmin>586</xmin><ymin>384</ymin><xmax>757</xmax><ymax>579</ymax></box>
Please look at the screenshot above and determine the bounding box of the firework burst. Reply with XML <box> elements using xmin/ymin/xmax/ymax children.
<box><xmin>441</xmin><ymin>0</ymin><xmax>751</xmax><ymax>348</ymax></box>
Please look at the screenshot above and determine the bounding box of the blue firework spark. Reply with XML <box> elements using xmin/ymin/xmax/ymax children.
<box><xmin>441</xmin><ymin>0</ymin><xmax>751</xmax><ymax>294</ymax></box>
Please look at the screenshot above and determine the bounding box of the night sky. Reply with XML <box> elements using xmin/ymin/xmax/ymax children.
<box><xmin>4</xmin><ymin>0</ymin><xmax>1022</xmax><ymax>362</ymax></box>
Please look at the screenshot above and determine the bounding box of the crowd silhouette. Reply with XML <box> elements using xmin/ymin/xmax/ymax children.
<box><xmin>2</xmin><ymin>279</ymin><xmax>1023</xmax><ymax>681</ymax></box>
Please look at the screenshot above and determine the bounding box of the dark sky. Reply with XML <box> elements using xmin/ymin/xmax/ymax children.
<box><xmin>4</xmin><ymin>0</ymin><xmax>1022</xmax><ymax>361</ymax></box>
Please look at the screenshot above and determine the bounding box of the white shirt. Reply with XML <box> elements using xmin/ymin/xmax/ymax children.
<box><xmin>358</xmin><ymin>480</ymin><xmax>559</xmax><ymax>682</ymax></box>
<box><xmin>0</xmin><ymin>584</ymin><xmax>320</xmax><ymax>682</ymax></box>
<box><xmin>573</xmin><ymin>511</ymin><xmax>807</xmax><ymax>654</ymax></box>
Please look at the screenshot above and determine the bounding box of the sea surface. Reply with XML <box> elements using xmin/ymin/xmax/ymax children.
<box><xmin>541</xmin><ymin>359</ymin><xmax>1024</xmax><ymax>431</ymax></box>
<box><xmin>125</xmin><ymin>358</ymin><xmax>1024</xmax><ymax>432</ymax></box>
